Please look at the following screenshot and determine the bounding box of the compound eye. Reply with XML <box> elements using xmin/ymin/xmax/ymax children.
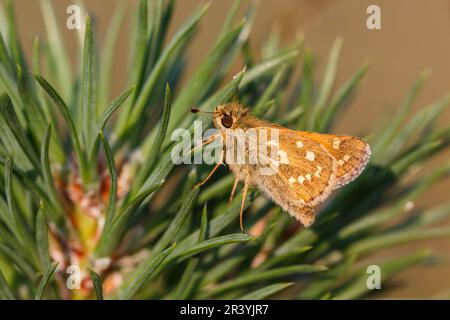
<box><xmin>221</xmin><ymin>114</ymin><xmax>233</xmax><ymax>128</ymax></box>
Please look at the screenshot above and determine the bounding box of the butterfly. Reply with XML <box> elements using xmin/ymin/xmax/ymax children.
<box><xmin>191</xmin><ymin>102</ymin><xmax>371</xmax><ymax>231</ymax></box>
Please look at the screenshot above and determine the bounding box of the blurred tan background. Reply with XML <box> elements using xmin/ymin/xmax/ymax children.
<box><xmin>9</xmin><ymin>0</ymin><xmax>450</xmax><ymax>298</ymax></box>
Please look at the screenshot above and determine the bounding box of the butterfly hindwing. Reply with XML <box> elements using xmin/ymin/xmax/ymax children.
<box><xmin>251</xmin><ymin>128</ymin><xmax>337</xmax><ymax>226</ymax></box>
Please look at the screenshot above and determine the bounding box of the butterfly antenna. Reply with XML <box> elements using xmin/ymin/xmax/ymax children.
<box><xmin>191</xmin><ymin>107</ymin><xmax>213</xmax><ymax>115</ymax></box>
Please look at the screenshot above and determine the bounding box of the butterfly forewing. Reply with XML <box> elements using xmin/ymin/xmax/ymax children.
<box><xmin>301</xmin><ymin>132</ymin><xmax>371</xmax><ymax>188</ymax></box>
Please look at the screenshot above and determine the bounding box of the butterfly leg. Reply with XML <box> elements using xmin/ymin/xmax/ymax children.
<box><xmin>240</xmin><ymin>174</ymin><xmax>250</xmax><ymax>232</ymax></box>
<box><xmin>194</xmin><ymin>147</ymin><xmax>224</xmax><ymax>188</ymax></box>
<box><xmin>186</xmin><ymin>133</ymin><xmax>220</xmax><ymax>156</ymax></box>
<box><xmin>228</xmin><ymin>177</ymin><xmax>240</xmax><ymax>205</ymax></box>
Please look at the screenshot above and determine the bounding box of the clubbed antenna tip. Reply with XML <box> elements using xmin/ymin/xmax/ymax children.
<box><xmin>191</xmin><ymin>107</ymin><xmax>213</xmax><ymax>115</ymax></box>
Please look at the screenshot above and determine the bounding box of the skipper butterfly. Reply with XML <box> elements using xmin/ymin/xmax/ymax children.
<box><xmin>191</xmin><ymin>103</ymin><xmax>371</xmax><ymax>231</ymax></box>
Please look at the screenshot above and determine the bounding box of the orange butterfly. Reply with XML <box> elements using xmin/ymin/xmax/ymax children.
<box><xmin>191</xmin><ymin>103</ymin><xmax>371</xmax><ymax>231</ymax></box>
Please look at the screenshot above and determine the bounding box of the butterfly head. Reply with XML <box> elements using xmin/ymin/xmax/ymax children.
<box><xmin>191</xmin><ymin>103</ymin><xmax>249</xmax><ymax>131</ymax></box>
<box><xmin>213</xmin><ymin>103</ymin><xmax>249</xmax><ymax>130</ymax></box>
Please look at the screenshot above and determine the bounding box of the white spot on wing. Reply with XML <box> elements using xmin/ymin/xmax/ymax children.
<box><xmin>314</xmin><ymin>165</ymin><xmax>322</xmax><ymax>177</ymax></box>
<box><xmin>298</xmin><ymin>176</ymin><xmax>305</xmax><ymax>184</ymax></box>
<box><xmin>306</xmin><ymin>173</ymin><xmax>312</xmax><ymax>181</ymax></box>
<box><xmin>333</xmin><ymin>139</ymin><xmax>341</xmax><ymax>150</ymax></box>
<box><xmin>305</xmin><ymin>151</ymin><xmax>315</xmax><ymax>161</ymax></box>
<box><xmin>289</xmin><ymin>177</ymin><xmax>296</xmax><ymax>184</ymax></box>
<box><xmin>296</xmin><ymin>141</ymin><xmax>304</xmax><ymax>148</ymax></box>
